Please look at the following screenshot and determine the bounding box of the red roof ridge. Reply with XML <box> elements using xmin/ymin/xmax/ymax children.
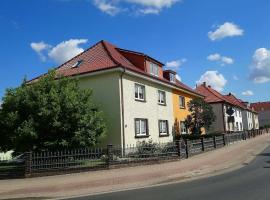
<box><xmin>117</xmin><ymin>47</ymin><xmax>164</xmax><ymax>66</ymax></box>
<box><xmin>204</xmin><ymin>85</ymin><xmax>226</xmax><ymax>102</ymax></box>
<box><xmin>101</xmin><ymin>40</ymin><xmax>121</xmax><ymax>67</ymax></box>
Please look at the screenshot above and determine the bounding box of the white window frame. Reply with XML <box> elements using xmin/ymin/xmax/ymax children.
<box><xmin>240</xmin><ymin>122</ymin><xmax>242</xmax><ymax>131</ymax></box>
<box><xmin>150</xmin><ymin>63</ymin><xmax>159</xmax><ymax>77</ymax></box>
<box><xmin>169</xmin><ymin>73</ymin><xmax>175</xmax><ymax>83</ymax></box>
<box><xmin>180</xmin><ymin>121</ymin><xmax>187</xmax><ymax>134</ymax></box>
<box><xmin>179</xmin><ymin>96</ymin><xmax>186</xmax><ymax>108</ymax></box>
<box><xmin>159</xmin><ymin>120</ymin><xmax>169</xmax><ymax>136</ymax></box>
<box><xmin>158</xmin><ymin>90</ymin><xmax>166</xmax><ymax>105</ymax></box>
<box><xmin>135</xmin><ymin>118</ymin><xmax>148</xmax><ymax>137</ymax></box>
<box><xmin>135</xmin><ymin>84</ymin><xmax>145</xmax><ymax>101</ymax></box>
<box><xmin>236</xmin><ymin>122</ymin><xmax>239</xmax><ymax>131</ymax></box>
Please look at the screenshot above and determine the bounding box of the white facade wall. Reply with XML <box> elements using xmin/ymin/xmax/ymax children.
<box><xmin>122</xmin><ymin>74</ymin><xmax>174</xmax><ymax>146</ymax></box>
<box><xmin>223</xmin><ymin>105</ymin><xmax>243</xmax><ymax>132</ymax></box>
<box><xmin>243</xmin><ymin>110</ymin><xmax>254</xmax><ymax>130</ymax></box>
<box><xmin>252</xmin><ymin>113</ymin><xmax>260</xmax><ymax>129</ymax></box>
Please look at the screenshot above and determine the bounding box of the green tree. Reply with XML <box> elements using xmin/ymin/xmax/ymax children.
<box><xmin>184</xmin><ymin>98</ymin><xmax>216</xmax><ymax>135</ymax></box>
<box><xmin>0</xmin><ymin>71</ymin><xmax>106</xmax><ymax>153</ymax></box>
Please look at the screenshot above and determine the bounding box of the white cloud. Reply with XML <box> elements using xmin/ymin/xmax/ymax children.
<box><xmin>176</xmin><ymin>74</ymin><xmax>181</xmax><ymax>81</ymax></box>
<box><xmin>207</xmin><ymin>53</ymin><xmax>221</xmax><ymax>61</ymax></box>
<box><xmin>30</xmin><ymin>41</ymin><xmax>51</xmax><ymax>61</ymax></box>
<box><xmin>48</xmin><ymin>39</ymin><xmax>88</xmax><ymax>64</ymax></box>
<box><xmin>221</xmin><ymin>56</ymin><xmax>234</xmax><ymax>65</ymax></box>
<box><xmin>92</xmin><ymin>0</ymin><xmax>181</xmax><ymax>15</ymax></box>
<box><xmin>166</xmin><ymin>58</ymin><xmax>186</xmax><ymax>69</ymax></box>
<box><xmin>126</xmin><ymin>0</ymin><xmax>179</xmax><ymax>8</ymax></box>
<box><xmin>249</xmin><ymin>48</ymin><xmax>270</xmax><ymax>83</ymax></box>
<box><xmin>94</xmin><ymin>0</ymin><xmax>121</xmax><ymax>16</ymax></box>
<box><xmin>207</xmin><ymin>53</ymin><xmax>234</xmax><ymax>65</ymax></box>
<box><xmin>208</xmin><ymin>22</ymin><xmax>244</xmax><ymax>41</ymax></box>
<box><xmin>138</xmin><ymin>7</ymin><xmax>160</xmax><ymax>14</ymax></box>
<box><xmin>197</xmin><ymin>71</ymin><xmax>227</xmax><ymax>92</ymax></box>
<box><xmin>31</xmin><ymin>39</ymin><xmax>88</xmax><ymax>64</ymax></box>
<box><xmin>242</xmin><ymin>90</ymin><xmax>254</xmax><ymax>96</ymax></box>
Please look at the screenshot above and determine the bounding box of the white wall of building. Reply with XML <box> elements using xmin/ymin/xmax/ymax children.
<box><xmin>122</xmin><ymin>74</ymin><xmax>174</xmax><ymax>146</ymax></box>
<box><xmin>223</xmin><ymin>105</ymin><xmax>243</xmax><ymax>132</ymax></box>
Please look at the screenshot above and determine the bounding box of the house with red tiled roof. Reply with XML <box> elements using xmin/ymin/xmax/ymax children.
<box><xmin>30</xmin><ymin>40</ymin><xmax>203</xmax><ymax>147</ymax></box>
<box><xmin>195</xmin><ymin>82</ymin><xmax>245</xmax><ymax>133</ymax></box>
<box><xmin>225</xmin><ymin>94</ymin><xmax>259</xmax><ymax>130</ymax></box>
<box><xmin>251</xmin><ymin>102</ymin><xmax>270</xmax><ymax>127</ymax></box>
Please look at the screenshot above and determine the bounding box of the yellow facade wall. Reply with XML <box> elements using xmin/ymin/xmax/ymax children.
<box><xmin>172</xmin><ymin>89</ymin><xmax>194</xmax><ymax>123</ymax></box>
<box><xmin>172</xmin><ymin>89</ymin><xmax>205</xmax><ymax>135</ymax></box>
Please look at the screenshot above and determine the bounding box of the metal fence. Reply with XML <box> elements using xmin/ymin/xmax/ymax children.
<box><xmin>27</xmin><ymin>148</ymin><xmax>108</xmax><ymax>176</ymax></box>
<box><xmin>0</xmin><ymin>129</ymin><xmax>267</xmax><ymax>179</ymax></box>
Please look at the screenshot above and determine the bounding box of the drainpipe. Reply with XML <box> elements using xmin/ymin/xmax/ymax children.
<box><xmin>120</xmin><ymin>67</ymin><xmax>126</xmax><ymax>151</ymax></box>
<box><xmin>221</xmin><ymin>103</ymin><xmax>226</xmax><ymax>133</ymax></box>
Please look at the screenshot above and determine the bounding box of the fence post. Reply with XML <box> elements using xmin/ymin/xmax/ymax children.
<box><xmin>213</xmin><ymin>136</ymin><xmax>216</xmax><ymax>148</ymax></box>
<box><xmin>24</xmin><ymin>152</ymin><xmax>32</xmax><ymax>177</ymax></box>
<box><xmin>185</xmin><ymin>139</ymin><xmax>189</xmax><ymax>158</ymax></box>
<box><xmin>177</xmin><ymin>140</ymin><xmax>181</xmax><ymax>158</ymax></box>
<box><xmin>201</xmin><ymin>137</ymin><xmax>205</xmax><ymax>151</ymax></box>
<box><xmin>222</xmin><ymin>134</ymin><xmax>226</xmax><ymax>146</ymax></box>
<box><xmin>107</xmin><ymin>144</ymin><xmax>113</xmax><ymax>167</ymax></box>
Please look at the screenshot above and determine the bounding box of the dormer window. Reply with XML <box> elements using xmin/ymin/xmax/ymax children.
<box><xmin>150</xmin><ymin>63</ymin><xmax>159</xmax><ymax>77</ymax></box>
<box><xmin>71</xmin><ymin>60</ymin><xmax>83</xmax><ymax>68</ymax></box>
<box><xmin>169</xmin><ymin>73</ymin><xmax>175</xmax><ymax>83</ymax></box>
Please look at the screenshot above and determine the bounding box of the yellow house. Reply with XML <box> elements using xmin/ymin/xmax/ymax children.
<box><xmin>172</xmin><ymin>89</ymin><xmax>196</xmax><ymax>135</ymax></box>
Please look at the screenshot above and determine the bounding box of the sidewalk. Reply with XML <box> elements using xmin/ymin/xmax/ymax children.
<box><xmin>0</xmin><ymin>133</ymin><xmax>269</xmax><ymax>200</ymax></box>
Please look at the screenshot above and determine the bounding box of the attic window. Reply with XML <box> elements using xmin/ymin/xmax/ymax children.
<box><xmin>71</xmin><ymin>60</ymin><xmax>83</xmax><ymax>68</ymax></box>
<box><xmin>150</xmin><ymin>63</ymin><xmax>159</xmax><ymax>77</ymax></box>
<box><xmin>169</xmin><ymin>73</ymin><xmax>175</xmax><ymax>83</ymax></box>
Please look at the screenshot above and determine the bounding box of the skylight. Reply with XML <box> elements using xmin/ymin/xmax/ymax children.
<box><xmin>71</xmin><ymin>60</ymin><xmax>83</xmax><ymax>68</ymax></box>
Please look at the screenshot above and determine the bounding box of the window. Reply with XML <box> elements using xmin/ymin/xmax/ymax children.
<box><xmin>240</xmin><ymin>122</ymin><xmax>243</xmax><ymax>131</ymax></box>
<box><xmin>71</xmin><ymin>60</ymin><xmax>83</xmax><ymax>68</ymax></box>
<box><xmin>179</xmin><ymin>96</ymin><xmax>185</xmax><ymax>108</ymax></box>
<box><xmin>169</xmin><ymin>73</ymin><xmax>175</xmax><ymax>83</ymax></box>
<box><xmin>150</xmin><ymin>63</ymin><xmax>159</xmax><ymax>76</ymax></box>
<box><xmin>135</xmin><ymin>84</ymin><xmax>145</xmax><ymax>101</ymax></box>
<box><xmin>159</xmin><ymin>120</ymin><xmax>169</xmax><ymax>136</ymax></box>
<box><xmin>180</xmin><ymin>121</ymin><xmax>187</xmax><ymax>134</ymax></box>
<box><xmin>158</xmin><ymin>90</ymin><xmax>166</xmax><ymax>105</ymax></box>
<box><xmin>236</xmin><ymin>122</ymin><xmax>239</xmax><ymax>131</ymax></box>
<box><xmin>135</xmin><ymin>119</ymin><xmax>148</xmax><ymax>137</ymax></box>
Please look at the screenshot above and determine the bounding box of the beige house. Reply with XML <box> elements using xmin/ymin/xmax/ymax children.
<box><xmin>31</xmin><ymin>40</ymin><xmax>202</xmax><ymax>147</ymax></box>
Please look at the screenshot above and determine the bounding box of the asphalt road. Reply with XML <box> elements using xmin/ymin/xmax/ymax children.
<box><xmin>71</xmin><ymin>145</ymin><xmax>270</xmax><ymax>200</ymax></box>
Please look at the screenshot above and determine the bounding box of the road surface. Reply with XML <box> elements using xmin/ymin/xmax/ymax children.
<box><xmin>70</xmin><ymin>145</ymin><xmax>270</xmax><ymax>200</ymax></box>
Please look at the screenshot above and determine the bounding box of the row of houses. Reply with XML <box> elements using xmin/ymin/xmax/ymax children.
<box><xmin>31</xmin><ymin>40</ymin><xmax>259</xmax><ymax>147</ymax></box>
<box><xmin>250</xmin><ymin>102</ymin><xmax>270</xmax><ymax>127</ymax></box>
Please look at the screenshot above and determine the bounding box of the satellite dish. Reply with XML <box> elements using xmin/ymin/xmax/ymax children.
<box><xmin>226</xmin><ymin>107</ymin><xmax>234</xmax><ymax>116</ymax></box>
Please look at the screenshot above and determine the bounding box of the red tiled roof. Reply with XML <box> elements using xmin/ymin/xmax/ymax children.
<box><xmin>195</xmin><ymin>84</ymin><xmax>243</xmax><ymax>107</ymax></box>
<box><xmin>195</xmin><ymin>84</ymin><xmax>228</xmax><ymax>103</ymax></box>
<box><xmin>29</xmin><ymin>40</ymin><xmax>201</xmax><ymax>97</ymax></box>
<box><xmin>224</xmin><ymin>94</ymin><xmax>247</xmax><ymax>110</ymax></box>
<box><xmin>251</xmin><ymin>102</ymin><xmax>270</xmax><ymax>112</ymax></box>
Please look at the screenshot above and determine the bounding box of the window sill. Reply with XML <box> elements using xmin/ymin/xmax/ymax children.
<box><xmin>135</xmin><ymin>99</ymin><xmax>146</xmax><ymax>103</ymax></box>
<box><xmin>159</xmin><ymin>134</ymin><xmax>169</xmax><ymax>137</ymax></box>
<box><xmin>179</xmin><ymin>106</ymin><xmax>186</xmax><ymax>109</ymax></box>
<box><xmin>135</xmin><ymin>135</ymin><xmax>150</xmax><ymax>139</ymax></box>
<box><xmin>158</xmin><ymin>103</ymin><xmax>167</xmax><ymax>106</ymax></box>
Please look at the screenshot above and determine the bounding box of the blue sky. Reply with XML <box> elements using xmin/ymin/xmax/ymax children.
<box><xmin>1</xmin><ymin>0</ymin><xmax>270</xmax><ymax>102</ymax></box>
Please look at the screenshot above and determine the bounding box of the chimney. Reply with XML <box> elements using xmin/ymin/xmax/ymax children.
<box><xmin>228</xmin><ymin>92</ymin><xmax>232</xmax><ymax>96</ymax></box>
<box><xmin>203</xmin><ymin>82</ymin><xmax>206</xmax><ymax>86</ymax></box>
<box><xmin>208</xmin><ymin>85</ymin><xmax>211</xmax><ymax>88</ymax></box>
